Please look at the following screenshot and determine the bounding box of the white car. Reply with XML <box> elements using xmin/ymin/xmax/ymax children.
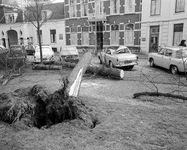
<box><xmin>60</xmin><ymin>46</ymin><xmax>79</xmax><ymax>63</ymax></box>
<box><xmin>98</xmin><ymin>46</ymin><xmax>138</xmax><ymax>69</ymax></box>
<box><xmin>148</xmin><ymin>46</ymin><xmax>187</xmax><ymax>74</ymax></box>
<box><xmin>34</xmin><ymin>45</ymin><xmax>54</xmax><ymax>63</ymax></box>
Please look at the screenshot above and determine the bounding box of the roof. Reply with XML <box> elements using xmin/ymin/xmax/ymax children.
<box><xmin>161</xmin><ymin>46</ymin><xmax>187</xmax><ymax>51</ymax></box>
<box><xmin>24</xmin><ymin>2</ymin><xmax>64</xmax><ymax>22</ymax></box>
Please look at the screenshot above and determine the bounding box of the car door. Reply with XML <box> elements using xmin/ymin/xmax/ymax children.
<box><xmin>105</xmin><ymin>49</ymin><xmax>113</xmax><ymax>65</ymax></box>
<box><xmin>162</xmin><ymin>49</ymin><xmax>172</xmax><ymax>69</ymax></box>
<box><xmin>154</xmin><ymin>48</ymin><xmax>165</xmax><ymax>67</ymax></box>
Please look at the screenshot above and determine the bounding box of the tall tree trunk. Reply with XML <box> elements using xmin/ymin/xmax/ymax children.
<box><xmin>65</xmin><ymin>52</ymin><xmax>92</xmax><ymax>97</ymax></box>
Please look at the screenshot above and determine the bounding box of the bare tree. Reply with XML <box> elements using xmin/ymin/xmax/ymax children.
<box><xmin>18</xmin><ymin>0</ymin><xmax>56</xmax><ymax>63</ymax></box>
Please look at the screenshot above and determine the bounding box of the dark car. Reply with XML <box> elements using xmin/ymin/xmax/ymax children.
<box><xmin>25</xmin><ymin>44</ymin><xmax>35</xmax><ymax>55</ymax></box>
<box><xmin>7</xmin><ymin>45</ymin><xmax>27</xmax><ymax>60</ymax></box>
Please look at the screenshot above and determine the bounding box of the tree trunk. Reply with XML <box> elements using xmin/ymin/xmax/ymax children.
<box><xmin>32</xmin><ymin>62</ymin><xmax>124</xmax><ymax>80</ymax></box>
<box><xmin>65</xmin><ymin>52</ymin><xmax>92</xmax><ymax>97</ymax></box>
<box><xmin>86</xmin><ymin>64</ymin><xmax>124</xmax><ymax>80</ymax></box>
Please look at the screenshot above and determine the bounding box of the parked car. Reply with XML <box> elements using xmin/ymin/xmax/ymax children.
<box><xmin>34</xmin><ymin>45</ymin><xmax>54</xmax><ymax>63</ymax></box>
<box><xmin>148</xmin><ymin>46</ymin><xmax>187</xmax><ymax>74</ymax></box>
<box><xmin>60</xmin><ymin>46</ymin><xmax>79</xmax><ymax>63</ymax></box>
<box><xmin>25</xmin><ymin>44</ymin><xmax>35</xmax><ymax>55</ymax></box>
<box><xmin>98</xmin><ymin>46</ymin><xmax>138</xmax><ymax>69</ymax></box>
<box><xmin>7</xmin><ymin>45</ymin><xmax>27</xmax><ymax>59</ymax></box>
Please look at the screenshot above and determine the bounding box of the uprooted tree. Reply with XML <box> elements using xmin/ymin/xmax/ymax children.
<box><xmin>0</xmin><ymin>52</ymin><xmax>99</xmax><ymax>129</ymax></box>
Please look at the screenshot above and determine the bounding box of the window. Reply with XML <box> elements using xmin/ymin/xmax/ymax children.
<box><xmin>70</xmin><ymin>27</ymin><xmax>77</xmax><ymax>45</ymax></box>
<box><xmin>50</xmin><ymin>30</ymin><xmax>56</xmax><ymax>43</ymax></box>
<box><xmin>125</xmin><ymin>0</ymin><xmax>135</xmax><ymax>13</ymax></box>
<box><xmin>111</xmin><ymin>25</ymin><xmax>119</xmax><ymax>45</ymax></box>
<box><xmin>69</xmin><ymin>0</ymin><xmax>76</xmax><ymax>18</ymax></box>
<box><xmin>175</xmin><ymin>0</ymin><xmax>185</xmax><ymax>13</ymax></box>
<box><xmin>20</xmin><ymin>38</ymin><xmax>24</xmax><ymax>45</ymax></box>
<box><xmin>30</xmin><ymin>37</ymin><xmax>33</xmax><ymax>44</ymax></box>
<box><xmin>173</xmin><ymin>23</ymin><xmax>183</xmax><ymax>46</ymax></box>
<box><xmin>81</xmin><ymin>0</ymin><xmax>88</xmax><ymax>17</ymax></box>
<box><xmin>110</xmin><ymin>0</ymin><xmax>120</xmax><ymax>14</ymax></box>
<box><xmin>82</xmin><ymin>26</ymin><xmax>89</xmax><ymax>45</ymax></box>
<box><xmin>124</xmin><ymin>24</ymin><xmax>134</xmax><ymax>46</ymax></box>
<box><xmin>41</xmin><ymin>10</ymin><xmax>52</xmax><ymax>21</ymax></box>
<box><xmin>37</xmin><ymin>30</ymin><xmax>42</xmax><ymax>43</ymax></box>
<box><xmin>95</xmin><ymin>1</ymin><xmax>104</xmax><ymax>17</ymax></box>
<box><xmin>5</xmin><ymin>13</ymin><xmax>18</xmax><ymax>23</ymax></box>
<box><xmin>165</xmin><ymin>49</ymin><xmax>172</xmax><ymax>57</ymax></box>
<box><xmin>158</xmin><ymin>48</ymin><xmax>165</xmax><ymax>55</ymax></box>
<box><xmin>150</xmin><ymin>0</ymin><xmax>161</xmax><ymax>16</ymax></box>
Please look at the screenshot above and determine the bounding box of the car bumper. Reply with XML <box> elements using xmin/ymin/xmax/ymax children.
<box><xmin>34</xmin><ymin>58</ymin><xmax>54</xmax><ymax>64</ymax></box>
<box><xmin>115</xmin><ymin>61</ymin><xmax>138</xmax><ymax>67</ymax></box>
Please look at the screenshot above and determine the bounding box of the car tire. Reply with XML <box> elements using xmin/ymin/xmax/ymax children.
<box><xmin>128</xmin><ymin>65</ymin><xmax>134</xmax><ymax>69</ymax></box>
<box><xmin>109</xmin><ymin>61</ymin><xmax>114</xmax><ymax>68</ymax></box>
<box><xmin>170</xmin><ymin>65</ymin><xmax>178</xmax><ymax>75</ymax></box>
<box><xmin>150</xmin><ymin>58</ymin><xmax>155</xmax><ymax>67</ymax></box>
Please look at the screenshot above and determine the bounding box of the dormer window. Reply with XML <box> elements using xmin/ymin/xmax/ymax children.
<box><xmin>5</xmin><ymin>13</ymin><xmax>18</xmax><ymax>23</ymax></box>
<box><xmin>41</xmin><ymin>10</ymin><xmax>52</xmax><ymax>21</ymax></box>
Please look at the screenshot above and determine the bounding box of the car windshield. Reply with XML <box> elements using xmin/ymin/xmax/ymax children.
<box><xmin>114</xmin><ymin>48</ymin><xmax>130</xmax><ymax>54</ymax></box>
<box><xmin>36</xmin><ymin>47</ymin><xmax>52</xmax><ymax>53</ymax></box>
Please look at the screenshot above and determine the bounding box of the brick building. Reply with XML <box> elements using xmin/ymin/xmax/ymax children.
<box><xmin>64</xmin><ymin>0</ymin><xmax>142</xmax><ymax>53</ymax></box>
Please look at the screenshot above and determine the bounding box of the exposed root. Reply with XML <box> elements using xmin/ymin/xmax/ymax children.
<box><xmin>0</xmin><ymin>83</ymin><xmax>98</xmax><ymax>129</ymax></box>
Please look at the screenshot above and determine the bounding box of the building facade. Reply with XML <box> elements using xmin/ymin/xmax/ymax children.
<box><xmin>141</xmin><ymin>0</ymin><xmax>187</xmax><ymax>54</ymax></box>
<box><xmin>64</xmin><ymin>0</ymin><xmax>142</xmax><ymax>53</ymax></box>
<box><xmin>0</xmin><ymin>1</ymin><xmax>65</xmax><ymax>52</ymax></box>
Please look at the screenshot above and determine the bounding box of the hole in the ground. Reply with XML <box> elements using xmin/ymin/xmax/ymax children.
<box><xmin>0</xmin><ymin>85</ymin><xmax>99</xmax><ymax>129</ymax></box>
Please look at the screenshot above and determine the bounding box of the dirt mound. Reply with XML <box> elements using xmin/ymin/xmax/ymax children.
<box><xmin>0</xmin><ymin>84</ymin><xmax>99</xmax><ymax>129</ymax></box>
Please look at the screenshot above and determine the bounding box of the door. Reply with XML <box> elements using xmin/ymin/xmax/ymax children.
<box><xmin>149</xmin><ymin>26</ymin><xmax>159</xmax><ymax>53</ymax></box>
<box><xmin>154</xmin><ymin>48</ymin><xmax>165</xmax><ymax>67</ymax></box>
<box><xmin>7</xmin><ymin>30</ymin><xmax>18</xmax><ymax>46</ymax></box>
<box><xmin>162</xmin><ymin>49</ymin><xmax>172</xmax><ymax>69</ymax></box>
<box><xmin>105</xmin><ymin>49</ymin><xmax>113</xmax><ymax>65</ymax></box>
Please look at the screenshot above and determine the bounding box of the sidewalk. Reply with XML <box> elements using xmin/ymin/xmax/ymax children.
<box><xmin>137</xmin><ymin>52</ymin><xmax>148</xmax><ymax>59</ymax></box>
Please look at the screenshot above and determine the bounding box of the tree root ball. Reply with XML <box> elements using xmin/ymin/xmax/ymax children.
<box><xmin>0</xmin><ymin>84</ymin><xmax>99</xmax><ymax>129</ymax></box>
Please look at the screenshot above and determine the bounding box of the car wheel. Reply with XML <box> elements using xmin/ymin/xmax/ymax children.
<box><xmin>150</xmin><ymin>58</ymin><xmax>155</xmax><ymax>67</ymax></box>
<box><xmin>109</xmin><ymin>61</ymin><xmax>114</xmax><ymax>68</ymax></box>
<box><xmin>170</xmin><ymin>65</ymin><xmax>178</xmax><ymax>75</ymax></box>
<box><xmin>128</xmin><ymin>65</ymin><xmax>134</xmax><ymax>69</ymax></box>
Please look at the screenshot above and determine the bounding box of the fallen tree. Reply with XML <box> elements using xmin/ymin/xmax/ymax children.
<box><xmin>0</xmin><ymin>52</ymin><xmax>99</xmax><ymax>129</ymax></box>
<box><xmin>32</xmin><ymin>62</ymin><xmax>124</xmax><ymax>80</ymax></box>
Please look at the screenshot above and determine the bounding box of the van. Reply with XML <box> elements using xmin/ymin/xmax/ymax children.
<box><xmin>60</xmin><ymin>46</ymin><xmax>79</xmax><ymax>63</ymax></box>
